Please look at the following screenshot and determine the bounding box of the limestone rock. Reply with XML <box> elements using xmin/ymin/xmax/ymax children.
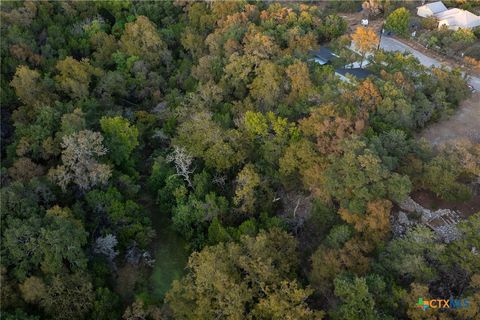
<box><xmin>396</xmin><ymin>196</ymin><xmax>462</xmax><ymax>243</ymax></box>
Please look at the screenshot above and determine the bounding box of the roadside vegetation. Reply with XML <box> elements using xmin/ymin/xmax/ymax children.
<box><xmin>381</xmin><ymin>1</ymin><xmax>480</xmax><ymax>69</ymax></box>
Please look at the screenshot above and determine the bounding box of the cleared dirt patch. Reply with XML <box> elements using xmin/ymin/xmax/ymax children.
<box><xmin>420</xmin><ymin>93</ymin><xmax>480</xmax><ymax>146</ymax></box>
<box><xmin>340</xmin><ymin>11</ymin><xmax>383</xmax><ymax>33</ymax></box>
<box><xmin>412</xmin><ymin>190</ymin><xmax>480</xmax><ymax>218</ymax></box>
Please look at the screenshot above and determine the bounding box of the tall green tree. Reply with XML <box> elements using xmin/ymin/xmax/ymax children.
<box><xmin>378</xmin><ymin>226</ymin><xmax>445</xmax><ymax>283</ymax></box>
<box><xmin>55</xmin><ymin>57</ymin><xmax>102</xmax><ymax>99</ymax></box>
<box><xmin>40</xmin><ymin>273</ymin><xmax>94</xmax><ymax>320</ymax></box>
<box><xmin>322</xmin><ymin>138</ymin><xmax>411</xmax><ymax>213</ymax></box>
<box><xmin>332</xmin><ymin>276</ymin><xmax>378</xmax><ymax>320</ymax></box>
<box><xmin>166</xmin><ymin>229</ymin><xmax>321</xmax><ymax>319</ymax></box>
<box><xmin>119</xmin><ymin>15</ymin><xmax>171</xmax><ymax>67</ymax></box>
<box><xmin>39</xmin><ymin>206</ymin><xmax>88</xmax><ymax>275</ymax></box>
<box><xmin>100</xmin><ymin>116</ymin><xmax>139</xmax><ymax>167</ymax></box>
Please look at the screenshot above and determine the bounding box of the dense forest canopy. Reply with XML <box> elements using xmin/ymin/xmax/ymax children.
<box><xmin>1</xmin><ymin>1</ymin><xmax>479</xmax><ymax>320</ymax></box>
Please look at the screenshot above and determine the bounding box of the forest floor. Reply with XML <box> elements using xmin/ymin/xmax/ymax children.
<box><xmin>114</xmin><ymin>185</ymin><xmax>189</xmax><ymax>304</ymax></box>
<box><xmin>147</xmin><ymin>193</ymin><xmax>189</xmax><ymax>303</ymax></box>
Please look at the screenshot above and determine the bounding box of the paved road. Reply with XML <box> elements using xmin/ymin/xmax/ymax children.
<box><xmin>380</xmin><ymin>36</ymin><xmax>480</xmax><ymax>91</ymax></box>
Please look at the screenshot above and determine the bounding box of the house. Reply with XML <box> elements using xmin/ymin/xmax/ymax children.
<box><xmin>417</xmin><ymin>1</ymin><xmax>448</xmax><ymax>18</ymax></box>
<box><xmin>436</xmin><ymin>8</ymin><xmax>480</xmax><ymax>30</ymax></box>
<box><xmin>335</xmin><ymin>68</ymin><xmax>374</xmax><ymax>82</ymax></box>
<box><xmin>310</xmin><ymin>47</ymin><xmax>338</xmax><ymax>65</ymax></box>
<box><xmin>416</xmin><ymin>1</ymin><xmax>480</xmax><ymax>30</ymax></box>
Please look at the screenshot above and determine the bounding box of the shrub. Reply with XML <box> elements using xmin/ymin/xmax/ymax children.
<box><xmin>420</xmin><ymin>16</ymin><xmax>438</xmax><ymax>30</ymax></box>
<box><xmin>385</xmin><ymin>7</ymin><xmax>411</xmax><ymax>37</ymax></box>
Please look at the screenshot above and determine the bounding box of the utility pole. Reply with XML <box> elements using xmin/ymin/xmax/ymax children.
<box><xmin>377</xmin><ymin>10</ymin><xmax>386</xmax><ymax>51</ymax></box>
<box><xmin>377</xmin><ymin>22</ymin><xmax>384</xmax><ymax>51</ymax></box>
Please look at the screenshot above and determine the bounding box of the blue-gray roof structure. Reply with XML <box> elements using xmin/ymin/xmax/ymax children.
<box><xmin>310</xmin><ymin>47</ymin><xmax>336</xmax><ymax>65</ymax></box>
<box><xmin>335</xmin><ymin>68</ymin><xmax>374</xmax><ymax>80</ymax></box>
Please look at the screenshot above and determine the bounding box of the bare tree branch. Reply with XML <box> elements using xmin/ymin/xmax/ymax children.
<box><xmin>167</xmin><ymin>146</ymin><xmax>195</xmax><ymax>187</ymax></box>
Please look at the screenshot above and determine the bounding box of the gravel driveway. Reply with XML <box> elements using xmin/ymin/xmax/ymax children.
<box><xmin>380</xmin><ymin>36</ymin><xmax>480</xmax><ymax>91</ymax></box>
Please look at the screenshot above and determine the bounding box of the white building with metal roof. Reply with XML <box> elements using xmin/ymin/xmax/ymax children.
<box><xmin>436</xmin><ymin>8</ymin><xmax>480</xmax><ymax>30</ymax></box>
<box><xmin>417</xmin><ymin>1</ymin><xmax>480</xmax><ymax>30</ymax></box>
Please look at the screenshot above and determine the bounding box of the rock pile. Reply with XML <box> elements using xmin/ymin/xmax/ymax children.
<box><xmin>393</xmin><ymin>197</ymin><xmax>462</xmax><ymax>243</ymax></box>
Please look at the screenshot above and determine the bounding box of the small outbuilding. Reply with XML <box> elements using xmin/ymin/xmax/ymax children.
<box><xmin>417</xmin><ymin>1</ymin><xmax>448</xmax><ymax>17</ymax></box>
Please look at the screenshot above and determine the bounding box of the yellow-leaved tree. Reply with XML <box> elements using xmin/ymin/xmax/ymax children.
<box><xmin>351</xmin><ymin>26</ymin><xmax>379</xmax><ymax>67</ymax></box>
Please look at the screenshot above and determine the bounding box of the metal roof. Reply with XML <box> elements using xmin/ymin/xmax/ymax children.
<box><xmin>310</xmin><ymin>47</ymin><xmax>336</xmax><ymax>64</ymax></box>
<box><xmin>335</xmin><ymin>68</ymin><xmax>374</xmax><ymax>80</ymax></box>
<box><xmin>437</xmin><ymin>9</ymin><xmax>480</xmax><ymax>28</ymax></box>
<box><xmin>420</xmin><ymin>1</ymin><xmax>448</xmax><ymax>14</ymax></box>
